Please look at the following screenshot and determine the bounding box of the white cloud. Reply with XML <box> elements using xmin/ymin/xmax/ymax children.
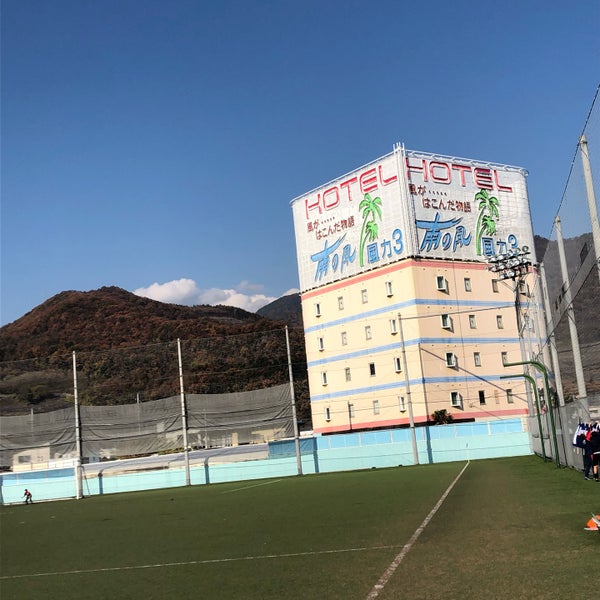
<box><xmin>133</xmin><ymin>278</ymin><xmax>293</xmax><ymax>313</ymax></box>
<box><xmin>133</xmin><ymin>278</ymin><xmax>200</xmax><ymax>305</ymax></box>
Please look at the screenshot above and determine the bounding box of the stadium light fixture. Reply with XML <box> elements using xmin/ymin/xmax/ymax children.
<box><xmin>486</xmin><ymin>246</ymin><xmax>533</xmax><ymax>335</ymax></box>
<box><xmin>486</xmin><ymin>246</ymin><xmax>532</xmax><ymax>281</ymax></box>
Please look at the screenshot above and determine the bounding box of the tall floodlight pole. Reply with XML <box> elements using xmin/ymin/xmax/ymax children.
<box><xmin>285</xmin><ymin>326</ymin><xmax>303</xmax><ymax>476</ymax></box>
<box><xmin>487</xmin><ymin>246</ymin><xmax>534</xmax><ymax>412</ymax></box>
<box><xmin>486</xmin><ymin>246</ymin><xmax>532</xmax><ymax>331</ymax></box>
<box><xmin>398</xmin><ymin>314</ymin><xmax>419</xmax><ymax>465</ymax></box>
<box><xmin>500</xmin><ymin>373</ymin><xmax>546</xmax><ymax>462</ymax></box>
<box><xmin>177</xmin><ymin>339</ymin><xmax>191</xmax><ymax>486</ymax></box>
<box><xmin>555</xmin><ymin>217</ymin><xmax>587</xmax><ymax>400</ymax></box>
<box><xmin>579</xmin><ymin>135</ymin><xmax>600</xmax><ymax>285</ymax></box>
<box><xmin>72</xmin><ymin>351</ymin><xmax>83</xmax><ymax>499</ymax></box>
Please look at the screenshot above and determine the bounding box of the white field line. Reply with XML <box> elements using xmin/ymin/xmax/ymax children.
<box><xmin>220</xmin><ymin>479</ymin><xmax>283</xmax><ymax>494</ymax></box>
<box><xmin>365</xmin><ymin>460</ymin><xmax>471</xmax><ymax>600</ymax></box>
<box><xmin>1</xmin><ymin>545</ymin><xmax>398</xmax><ymax>580</ymax></box>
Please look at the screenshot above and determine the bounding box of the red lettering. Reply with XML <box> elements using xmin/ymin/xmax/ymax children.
<box><xmin>303</xmin><ymin>157</ymin><xmax>514</xmax><ymax>222</ymax></box>
<box><xmin>378</xmin><ymin>164</ymin><xmax>397</xmax><ymax>186</ymax></box>
<box><xmin>494</xmin><ymin>170</ymin><xmax>513</xmax><ymax>192</ymax></box>
<box><xmin>339</xmin><ymin>176</ymin><xmax>358</xmax><ymax>201</ymax></box>
<box><xmin>322</xmin><ymin>187</ymin><xmax>340</xmax><ymax>209</ymax></box>
<box><xmin>474</xmin><ymin>167</ymin><xmax>493</xmax><ymax>190</ymax></box>
<box><xmin>451</xmin><ymin>164</ymin><xmax>472</xmax><ymax>186</ymax></box>
<box><xmin>305</xmin><ymin>194</ymin><xmax>321</xmax><ymax>219</ymax></box>
<box><xmin>429</xmin><ymin>161</ymin><xmax>451</xmax><ymax>183</ymax></box>
<box><xmin>359</xmin><ymin>168</ymin><xmax>378</xmax><ymax>194</ymax></box>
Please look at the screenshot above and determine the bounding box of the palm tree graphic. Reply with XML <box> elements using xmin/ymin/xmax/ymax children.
<box><xmin>358</xmin><ymin>193</ymin><xmax>382</xmax><ymax>267</ymax></box>
<box><xmin>474</xmin><ymin>189</ymin><xmax>499</xmax><ymax>255</ymax></box>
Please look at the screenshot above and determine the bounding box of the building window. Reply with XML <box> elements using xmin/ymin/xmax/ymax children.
<box><xmin>345</xmin><ymin>367</ymin><xmax>351</xmax><ymax>382</ymax></box>
<box><xmin>325</xmin><ymin>407</ymin><xmax>331</xmax><ymax>421</ymax></box>
<box><xmin>446</xmin><ymin>352</ymin><xmax>457</xmax><ymax>368</ymax></box>
<box><xmin>394</xmin><ymin>357</ymin><xmax>402</xmax><ymax>373</ymax></box>
<box><xmin>385</xmin><ymin>281</ymin><xmax>393</xmax><ymax>297</ymax></box>
<box><xmin>441</xmin><ymin>314</ymin><xmax>452</xmax><ymax>330</ymax></box>
<box><xmin>464</xmin><ymin>277</ymin><xmax>472</xmax><ymax>292</ymax></box>
<box><xmin>436</xmin><ymin>275</ymin><xmax>448</xmax><ymax>292</ymax></box>
<box><xmin>390</xmin><ymin>319</ymin><xmax>398</xmax><ymax>334</ymax></box>
<box><xmin>474</xmin><ymin>352</ymin><xmax>481</xmax><ymax>367</ymax></box>
<box><xmin>496</xmin><ymin>315</ymin><xmax>504</xmax><ymax>329</ymax></box>
<box><xmin>506</xmin><ymin>389</ymin><xmax>514</xmax><ymax>404</ymax></box>
<box><xmin>321</xmin><ymin>371</ymin><xmax>328</xmax><ymax>386</ymax></box>
<box><xmin>318</xmin><ymin>337</ymin><xmax>324</xmax><ymax>351</ymax></box>
<box><xmin>341</xmin><ymin>331</ymin><xmax>348</xmax><ymax>346</ymax></box>
<box><xmin>361</xmin><ymin>289</ymin><xmax>368</xmax><ymax>303</ymax></box>
<box><xmin>501</xmin><ymin>351</ymin><xmax>508</xmax><ymax>365</ymax></box>
<box><xmin>451</xmin><ymin>391</ymin><xmax>462</xmax><ymax>407</ymax></box>
<box><xmin>365</xmin><ymin>325</ymin><xmax>372</xmax><ymax>340</ymax></box>
<box><xmin>398</xmin><ymin>396</ymin><xmax>406</xmax><ymax>412</ymax></box>
<box><xmin>315</xmin><ymin>303</ymin><xmax>321</xmax><ymax>317</ymax></box>
<box><xmin>369</xmin><ymin>363</ymin><xmax>376</xmax><ymax>376</ymax></box>
<box><xmin>469</xmin><ymin>314</ymin><xmax>476</xmax><ymax>329</ymax></box>
<box><xmin>338</xmin><ymin>296</ymin><xmax>344</xmax><ymax>310</ymax></box>
<box><xmin>348</xmin><ymin>403</ymin><xmax>355</xmax><ymax>419</ymax></box>
<box><xmin>373</xmin><ymin>400</ymin><xmax>380</xmax><ymax>415</ymax></box>
<box><xmin>479</xmin><ymin>390</ymin><xmax>486</xmax><ymax>405</ymax></box>
<box><xmin>492</xmin><ymin>279</ymin><xmax>499</xmax><ymax>293</ymax></box>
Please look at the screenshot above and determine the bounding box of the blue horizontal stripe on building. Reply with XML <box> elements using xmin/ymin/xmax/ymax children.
<box><xmin>310</xmin><ymin>374</ymin><xmax>524</xmax><ymax>402</ymax></box>
<box><xmin>304</xmin><ymin>298</ymin><xmax>515</xmax><ymax>334</ymax></box>
<box><xmin>307</xmin><ymin>337</ymin><xmax>521</xmax><ymax>368</ymax></box>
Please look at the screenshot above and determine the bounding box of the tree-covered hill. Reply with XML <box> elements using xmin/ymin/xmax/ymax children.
<box><xmin>0</xmin><ymin>287</ymin><xmax>310</xmax><ymax>422</ymax></box>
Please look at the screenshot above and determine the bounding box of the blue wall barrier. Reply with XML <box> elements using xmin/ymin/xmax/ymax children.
<box><xmin>0</xmin><ymin>419</ymin><xmax>531</xmax><ymax>504</ymax></box>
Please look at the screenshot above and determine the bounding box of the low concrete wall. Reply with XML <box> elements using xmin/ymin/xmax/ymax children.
<box><xmin>0</xmin><ymin>418</ymin><xmax>531</xmax><ymax>504</ymax></box>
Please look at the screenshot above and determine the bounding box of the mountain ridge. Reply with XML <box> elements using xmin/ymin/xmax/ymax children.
<box><xmin>0</xmin><ymin>287</ymin><xmax>309</xmax><ymax>419</ymax></box>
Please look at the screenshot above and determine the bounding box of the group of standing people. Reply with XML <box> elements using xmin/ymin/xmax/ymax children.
<box><xmin>574</xmin><ymin>421</ymin><xmax>600</xmax><ymax>481</ymax></box>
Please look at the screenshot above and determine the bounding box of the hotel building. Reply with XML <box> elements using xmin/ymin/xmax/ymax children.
<box><xmin>291</xmin><ymin>144</ymin><xmax>540</xmax><ymax>434</ymax></box>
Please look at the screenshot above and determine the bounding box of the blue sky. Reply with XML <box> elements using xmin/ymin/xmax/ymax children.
<box><xmin>1</xmin><ymin>0</ymin><xmax>599</xmax><ymax>326</ymax></box>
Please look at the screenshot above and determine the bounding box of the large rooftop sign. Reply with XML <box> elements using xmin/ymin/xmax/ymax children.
<box><xmin>291</xmin><ymin>144</ymin><xmax>532</xmax><ymax>292</ymax></box>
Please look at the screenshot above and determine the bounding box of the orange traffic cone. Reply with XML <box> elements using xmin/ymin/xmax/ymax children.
<box><xmin>584</xmin><ymin>514</ymin><xmax>600</xmax><ymax>532</ymax></box>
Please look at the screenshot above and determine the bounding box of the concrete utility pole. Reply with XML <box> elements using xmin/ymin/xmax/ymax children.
<box><xmin>73</xmin><ymin>351</ymin><xmax>83</xmax><ymax>499</ymax></box>
<box><xmin>177</xmin><ymin>339</ymin><xmax>191</xmax><ymax>486</ymax></box>
<box><xmin>285</xmin><ymin>326</ymin><xmax>303</xmax><ymax>476</ymax></box>
<box><xmin>579</xmin><ymin>135</ymin><xmax>600</xmax><ymax>285</ymax></box>
<box><xmin>398</xmin><ymin>314</ymin><xmax>419</xmax><ymax>465</ymax></box>
<box><xmin>539</xmin><ymin>262</ymin><xmax>565</xmax><ymax>406</ymax></box>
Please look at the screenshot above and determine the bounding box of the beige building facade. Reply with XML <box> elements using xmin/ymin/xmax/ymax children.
<box><xmin>302</xmin><ymin>257</ymin><xmax>533</xmax><ymax>433</ymax></box>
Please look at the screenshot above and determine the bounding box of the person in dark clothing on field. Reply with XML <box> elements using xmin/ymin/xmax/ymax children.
<box><xmin>23</xmin><ymin>489</ymin><xmax>33</xmax><ymax>504</ymax></box>
<box><xmin>590</xmin><ymin>424</ymin><xmax>600</xmax><ymax>482</ymax></box>
<box><xmin>582</xmin><ymin>434</ymin><xmax>594</xmax><ymax>480</ymax></box>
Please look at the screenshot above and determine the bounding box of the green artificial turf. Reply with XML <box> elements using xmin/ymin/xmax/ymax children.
<box><xmin>1</xmin><ymin>457</ymin><xmax>598</xmax><ymax>599</ymax></box>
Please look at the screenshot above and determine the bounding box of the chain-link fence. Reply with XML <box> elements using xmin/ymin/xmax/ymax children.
<box><xmin>536</xmin><ymin>86</ymin><xmax>600</xmax><ymax>419</ymax></box>
<box><xmin>0</xmin><ymin>329</ymin><xmax>303</xmax><ymax>472</ymax></box>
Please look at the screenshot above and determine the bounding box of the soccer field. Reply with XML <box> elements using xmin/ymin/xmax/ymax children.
<box><xmin>1</xmin><ymin>456</ymin><xmax>598</xmax><ymax>600</ymax></box>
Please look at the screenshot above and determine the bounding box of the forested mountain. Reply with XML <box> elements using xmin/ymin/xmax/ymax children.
<box><xmin>534</xmin><ymin>233</ymin><xmax>600</xmax><ymax>398</ymax></box>
<box><xmin>0</xmin><ymin>287</ymin><xmax>310</xmax><ymax>421</ymax></box>
<box><xmin>257</xmin><ymin>293</ymin><xmax>302</xmax><ymax>326</ymax></box>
